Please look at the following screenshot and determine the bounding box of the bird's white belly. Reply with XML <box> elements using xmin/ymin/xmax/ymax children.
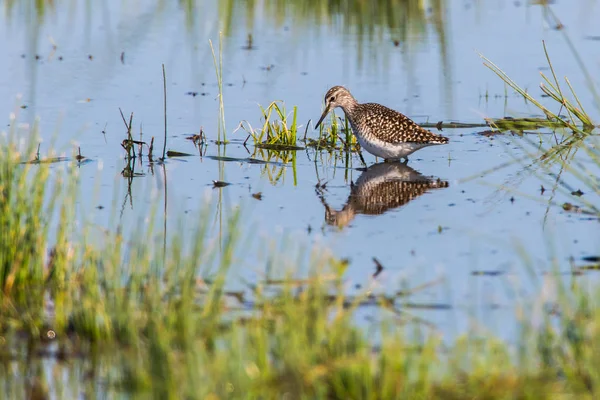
<box><xmin>355</xmin><ymin>134</ymin><xmax>430</xmax><ymax>159</ymax></box>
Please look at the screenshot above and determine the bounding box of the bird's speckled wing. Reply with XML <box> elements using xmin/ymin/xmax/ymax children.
<box><xmin>356</xmin><ymin>103</ymin><xmax>448</xmax><ymax>144</ymax></box>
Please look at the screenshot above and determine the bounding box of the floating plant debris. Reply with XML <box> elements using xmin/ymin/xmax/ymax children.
<box><xmin>166</xmin><ymin>150</ymin><xmax>194</xmax><ymax>157</ymax></box>
<box><xmin>212</xmin><ymin>180</ymin><xmax>231</xmax><ymax>188</ymax></box>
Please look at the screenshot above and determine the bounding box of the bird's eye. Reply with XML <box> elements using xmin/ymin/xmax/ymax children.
<box><xmin>329</xmin><ymin>96</ymin><xmax>335</xmax><ymax>102</ymax></box>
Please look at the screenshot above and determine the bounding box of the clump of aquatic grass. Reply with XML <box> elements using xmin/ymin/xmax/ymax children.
<box><xmin>119</xmin><ymin>108</ymin><xmax>136</xmax><ymax>158</ymax></box>
<box><xmin>238</xmin><ymin>100</ymin><xmax>303</xmax><ymax>150</ymax></box>
<box><xmin>478</xmin><ymin>42</ymin><xmax>600</xmax><ymax>219</ymax></box>
<box><xmin>210</xmin><ymin>32</ymin><xmax>227</xmax><ymax>144</ymax></box>
<box><xmin>306</xmin><ymin>112</ymin><xmax>359</xmax><ymax>153</ymax></box>
<box><xmin>118</xmin><ymin>108</ymin><xmax>156</xmax><ymax>163</ymax></box>
<box><xmin>481</xmin><ymin>41</ymin><xmax>595</xmax><ymax>134</ymax></box>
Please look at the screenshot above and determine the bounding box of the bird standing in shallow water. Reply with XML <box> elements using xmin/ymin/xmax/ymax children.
<box><xmin>315</xmin><ymin>86</ymin><xmax>449</xmax><ymax>162</ymax></box>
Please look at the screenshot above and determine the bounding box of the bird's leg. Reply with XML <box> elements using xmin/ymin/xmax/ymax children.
<box><xmin>358</xmin><ymin>151</ymin><xmax>367</xmax><ymax>167</ymax></box>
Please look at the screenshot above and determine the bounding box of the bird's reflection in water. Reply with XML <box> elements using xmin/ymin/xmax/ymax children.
<box><xmin>317</xmin><ymin>162</ymin><xmax>449</xmax><ymax>228</ymax></box>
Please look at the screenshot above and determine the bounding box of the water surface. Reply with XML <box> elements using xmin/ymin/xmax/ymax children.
<box><xmin>2</xmin><ymin>0</ymin><xmax>600</xmax><ymax>341</ymax></box>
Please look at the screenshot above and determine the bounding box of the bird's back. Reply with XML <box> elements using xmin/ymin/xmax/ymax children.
<box><xmin>353</xmin><ymin>103</ymin><xmax>448</xmax><ymax>144</ymax></box>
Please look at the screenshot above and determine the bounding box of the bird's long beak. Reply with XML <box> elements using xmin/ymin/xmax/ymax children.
<box><xmin>314</xmin><ymin>105</ymin><xmax>331</xmax><ymax>129</ymax></box>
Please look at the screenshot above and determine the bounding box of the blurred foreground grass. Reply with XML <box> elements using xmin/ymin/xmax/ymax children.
<box><xmin>1</xmin><ymin>117</ymin><xmax>600</xmax><ymax>399</ymax></box>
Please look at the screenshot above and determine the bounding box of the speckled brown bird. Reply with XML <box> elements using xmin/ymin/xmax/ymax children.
<box><xmin>317</xmin><ymin>162</ymin><xmax>449</xmax><ymax>228</ymax></box>
<box><xmin>315</xmin><ymin>86</ymin><xmax>449</xmax><ymax>162</ymax></box>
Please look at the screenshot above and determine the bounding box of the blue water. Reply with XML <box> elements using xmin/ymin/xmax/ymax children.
<box><xmin>2</xmin><ymin>0</ymin><xmax>600</xmax><ymax>341</ymax></box>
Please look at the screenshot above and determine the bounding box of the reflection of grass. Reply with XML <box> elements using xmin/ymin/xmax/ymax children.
<box><xmin>6</xmin><ymin>0</ymin><xmax>446</xmax><ymax>72</ymax></box>
<box><xmin>220</xmin><ymin>0</ymin><xmax>433</xmax><ymax>47</ymax></box>
<box><xmin>3</xmin><ymin>120</ymin><xmax>600</xmax><ymax>398</ymax></box>
<box><xmin>217</xmin><ymin>0</ymin><xmax>450</xmax><ymax>89</ymax></box>
<box><xmin>251</xmin><ymin>146</ymin><xmax>297</xmax><ymax>185</ymax></box>
<box><xmin>4</xmin><ymin>0</ymin><xmax>52</xmax><ymax>20</ymax></box>
<box><xmin>9</xmin><ymin>0</ymin><xmax>438</xmax><ymax>45</ymax></box>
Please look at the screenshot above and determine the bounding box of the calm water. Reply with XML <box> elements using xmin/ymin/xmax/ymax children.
<box><xmin>2</xmin><ymin>0</ymin><xmax>600</xmax><ymax>340</ymax></box>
